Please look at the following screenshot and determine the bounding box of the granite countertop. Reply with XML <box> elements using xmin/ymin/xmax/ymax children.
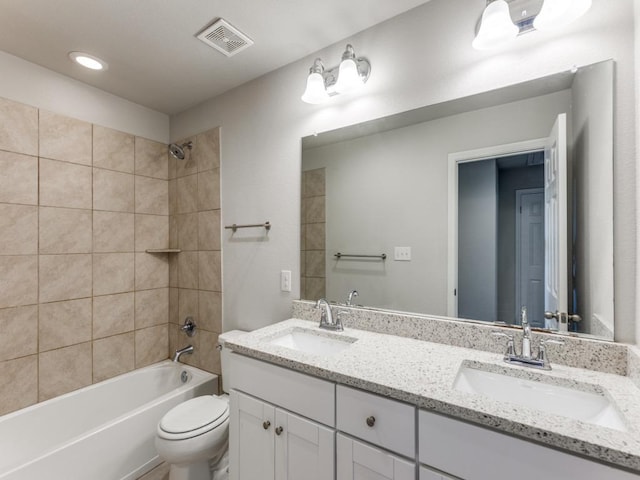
<box><xmin>225</xmin><ymin>318</ymin><xmax>640</xmax><ymax>473</ymax></box>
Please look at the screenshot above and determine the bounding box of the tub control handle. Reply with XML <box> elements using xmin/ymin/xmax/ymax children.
<box><xmin>366</xmin><ymin>416</ymin><xmax>375</xmax><ymax>427</ymax></box>
<box><xmin>275</xmin><ymin>426</ymin><xmax>283</xmax><ymax>435</ymax></box>
<box><xmin>263</xmin><ymin>420</ymin><xmax>271</xmax><ymax>430</ymax></box>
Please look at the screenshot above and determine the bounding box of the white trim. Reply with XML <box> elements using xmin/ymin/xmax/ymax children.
<box><xmin>447</xmin><ymin>138</ymin><xmax>547</xmax><ymax>317</ymax></box>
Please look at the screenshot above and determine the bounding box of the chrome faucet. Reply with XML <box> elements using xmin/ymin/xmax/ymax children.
<box><xmin>346</xmin><ymin>290</ymin><xmax>359</xmax><ymax>306</ymax></box>
<box><xmin>520</xmin><ymin>306</ymin><xmax>531</xmax><ymax>359</ymax></box>
<box><xmin>173</xmin><ymin>345</ymin><xmax>194</xmax><ymax>363</ymax></box>
<box><xmin>316</xmin><ymin>298</ymin><xmax>343</xmax><ymax>331</ymax></box>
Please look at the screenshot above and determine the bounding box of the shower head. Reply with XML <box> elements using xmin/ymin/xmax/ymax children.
<box><xmin>169</xmin><ymin>141</ymin><xmax>193</xmax><ymax>160</ymax></box>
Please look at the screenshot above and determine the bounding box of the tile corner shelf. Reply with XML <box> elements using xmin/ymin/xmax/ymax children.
<box><xmin>145</xmin><ymin>249</ymin><xmax>182</xmax><ymax>253</ymax></box>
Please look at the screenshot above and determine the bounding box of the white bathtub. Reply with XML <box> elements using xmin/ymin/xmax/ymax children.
<box><xmin>0</xmin><ymin>360</ymin><xmax>217</xmax><ymax>480</ymax></box>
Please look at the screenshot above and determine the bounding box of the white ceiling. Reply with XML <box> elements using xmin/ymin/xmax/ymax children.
<box><xmin>0</xmin><ymin>0</ymin><xmax>431</xmax><ymax>115</ymax></box>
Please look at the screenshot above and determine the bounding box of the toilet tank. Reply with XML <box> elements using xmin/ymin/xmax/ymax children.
<box><xmin>217</xmin><ymin>330</ymin><xmax>247</xmax><ymax>393</ymax></box>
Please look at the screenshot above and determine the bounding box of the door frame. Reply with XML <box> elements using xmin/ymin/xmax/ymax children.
<box><xmin>447</xmin><ymin>138</ymin><xmax>547</xmax><ymax>317</ymax></box>
<box><xmin>514</xmin><ymin>187</ymin><xmax>545</xmax><ymax>324</ymax></box>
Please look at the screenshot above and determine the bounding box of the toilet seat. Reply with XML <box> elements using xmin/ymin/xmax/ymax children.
<box><xmin>158</xmin><ymin>396</ymin><xmax>229</xmax><ymax>441</ymax></box>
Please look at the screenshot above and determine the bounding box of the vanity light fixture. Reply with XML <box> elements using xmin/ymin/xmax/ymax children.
<box><xmin>301</xmin><ymin>44</ymin><xmax>370</xmax><ymax>104</ymax></box>
<box><xmin>68</xmin><ymin>51</ymin><xmax>108</xmax><ymax>71</ymax></box>
<box><xmin>473</xmin><ymin>0</ymin><xmax>593</xmax><ymax>50</ymax></box>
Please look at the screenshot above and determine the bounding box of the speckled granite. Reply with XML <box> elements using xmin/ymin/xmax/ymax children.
<box><xmin>292</xmin><ymin>300</ymin><xmax>628</xmax><ymax>376</ymax></box>
<box><xmin>627</xmin><ymin>346</ymin><xmax>640</xmax><ymax>390</ymax></box>
<box><xmin>226</xmin><ymin>318</ymin><xmax>640</xmax><ymax>473</ymax></box>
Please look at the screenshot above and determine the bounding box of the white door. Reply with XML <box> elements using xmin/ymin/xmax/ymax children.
<box><xmin>337</xmin><ymin>434</ymin><xmax>415</xmax><ymax>480</ymax></box>
<box><xmin>516</xmin><ymin>189</ymin><xmax>545</xmax><ymax>327</ymax></box>
<box><xmin>275</xmin><ymin>409</ymin><xmax>335</xmax><ymax>480</ymax></box>
<box><xmin>229</xmin><ymin>391</ymin><xmax>275</xmax><ymax>480</ymax></box>
<box><xmin>544</xmin><ymin>113</ymin><xmax>568</xmax><ymax>331</ymax></box>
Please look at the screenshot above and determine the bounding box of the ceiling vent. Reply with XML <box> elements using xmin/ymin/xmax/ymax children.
<box><xmin>197</xmin><ymin>18</ymin><xmax>254</xmax><ymax>57</ymax></box>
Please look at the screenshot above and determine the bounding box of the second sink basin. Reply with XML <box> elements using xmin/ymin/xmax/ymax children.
<box><xmin>267</xmin><ymin>328</ymin><xmax>357</xmax><ymax>356</ymax></box>
<box><xmin>454</xmin><ymin>361</ymin><xmax>627</xmax><ymax>431</ymax></box>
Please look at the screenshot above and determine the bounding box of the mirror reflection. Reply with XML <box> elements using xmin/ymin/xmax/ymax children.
<box><xmin>300</xmin><ymin>60</ymin><xmax>614</xmax><ymax>340</ymax></box>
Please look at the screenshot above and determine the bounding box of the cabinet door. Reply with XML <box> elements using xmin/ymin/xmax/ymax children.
<box><xmin>337</xmin><ymin>433</ymin><xmax>415</xmax><ymax>480</ymax></box>
<box><xmin>420</xmin><ymin>465</ymin><xmax>457</xmax><ymax>480</ymax></box>
<box><xmin>275</xmin><ymin>408</ymin><xmax>335</xmax><ymax>480</ymax></box>
<box><xmin>229</xmin><ymin>390</ymin><xmax>276</xmax><ymax>480</ymax></box>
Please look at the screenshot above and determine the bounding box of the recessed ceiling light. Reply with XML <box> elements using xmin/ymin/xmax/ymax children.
<box><xmin>68</xmin><ymin>52</ymin><xmax>108</xmax><ymax>71</ymax></box>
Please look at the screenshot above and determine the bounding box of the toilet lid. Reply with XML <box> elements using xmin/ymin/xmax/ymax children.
<box><xmin>160</xmin><ymin>396</ymin><xmax>229</xmax><ymax>434</ymax></box>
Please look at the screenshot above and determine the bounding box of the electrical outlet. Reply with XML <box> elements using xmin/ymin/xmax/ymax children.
<box><xmin>281</xmin><ymin>270</ymin><xmax>292</xmax><ymax>292</ymax></box>
<box><xmin>394</xmin><ymin>247</ymin><xmax>411</xmax><ymax>261</ymax></box>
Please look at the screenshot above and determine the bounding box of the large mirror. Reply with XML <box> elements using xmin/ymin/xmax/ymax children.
<box><xmin>300</xmin><ymin>60</ymin><xmax>614</xmax><ymax>340</ymax></box>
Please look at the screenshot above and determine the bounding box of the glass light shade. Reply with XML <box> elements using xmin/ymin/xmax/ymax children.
<box><xmin>334</xmin><ymin>58</ymin><xmax>364</xmax><ymax>94</ymax></box>
<box><xmin>301</xmin><ymin>72</ymin><xmax>330</xmax><ymax>104</ymax></box>
<box><xmin>472</xmin><ymin>0</ymin><xmax>519</xmax><ymax>50</ymax></box>
<box><xmin>533</xmin><ymin>0</ymin><xmax>592</xmax><ymax>31</ymax></box>
<box><xmin>68</xmin><ymin>51</ymin><xmax>108</xmax><ymax>71</ymax></box>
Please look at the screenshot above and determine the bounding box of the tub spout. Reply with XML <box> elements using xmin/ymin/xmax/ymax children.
<box><xmin>173</xmin><ymin>345</ymin><xmax>194</xmax><ymax>363</ymax></box>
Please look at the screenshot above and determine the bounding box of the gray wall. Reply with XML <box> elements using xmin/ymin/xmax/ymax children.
<box><xmin>458</xmin><ymin>160</ymin><xmax>498</xmax><ymax>322</ymax></box>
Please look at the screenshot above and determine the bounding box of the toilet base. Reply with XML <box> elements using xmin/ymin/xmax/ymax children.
<box><xmin>169</xmin><ymin>460</ymin><xmax>210</xmax><ymax>480</ymax></box>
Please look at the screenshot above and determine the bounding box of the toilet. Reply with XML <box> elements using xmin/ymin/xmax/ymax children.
<box><xmin>155</xmin><ymin>330</ymin><xmax>246</xmax><ymax>480</ymax></box>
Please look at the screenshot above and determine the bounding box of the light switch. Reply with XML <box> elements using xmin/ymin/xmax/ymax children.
<box><xmin>281</xmin><ymin>270</ymin><xmax>292</xmax><ymax>292</ymax></box>
<box><xmin>394</xmin><ymin>247</ymin><xmax>411</xmax><ymax>261</ymax></box>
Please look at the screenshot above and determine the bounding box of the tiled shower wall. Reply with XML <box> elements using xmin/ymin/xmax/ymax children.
<box><xmin>0</xmin><ymin>96</ymin><xmax>171</xmax><ymax>416</ymax></box>
<box><xmin>301</xmin><ymin>168</ymin><xmax>326</xmax><ymax>300</ymax></box>
<box><xmin>168</xmin><ymin>128</ymin><xmax>222</xmax><ymax>377</ymax></box>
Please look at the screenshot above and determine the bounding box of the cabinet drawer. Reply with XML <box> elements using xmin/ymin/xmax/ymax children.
<box><xmin>337</xmin><ymin>433</ymin><xmax>415</xmax><ymax>480</ymax></box>
<box><xmin>336</xmin><ymin>385</ymin><xmax>415</xmax><ymax>458</ymax></box>
<box><xmin>228</xmin><ymin>353</ymin><xmax>335</xmax><ymax>427</ymax></box>
<box><xmin>419</xmin><ymin>410</ymin><xmax>638</xmax><ymax>480</ymax></box>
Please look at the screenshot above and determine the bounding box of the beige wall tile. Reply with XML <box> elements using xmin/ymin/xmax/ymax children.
<box><xmin>135</xmin><ymin>137</ymin><xmax>168</xmax><ymax>179</ymax></box>
<box><xmin>135</xmin><ymin>325</ymin><xmax>169</xmax><ymax>367</ymax></box>
<box><xmin>135</xmin><ymin>288</ymin><xmax>169</xmax><ymax>329</ymax></box>
<box><xmin>93</xmin><ymin>125</ymin><xmax>134</xmax><ymax>173</ymax></box>
<box><xmin>39</xmin><ymin>298</ymin><xmax>92</xmax><ymax>352</ymax></box>
<box><xmin>305</xmin><ymin>222</ymin><xmax>326</xmax><ymax>251</ymax></box>
<box><xmin>39</xmin><ymin>207</ymin><xmax>92</xmax><ymax>254</ymax></box>
<box><xmin>198</xmin><ymin>290</ymin><xmax>222</xmax><ymax>333</ymax></box>
<box><xmin>178</xmin><ymin>288</ymin><xmax>198</xmax><ymax>326</ymax></box>
<box><xmin>175</xmin><ymin>136</ymin><xmax>197</xmax><ymax>178</ymax></box>
<box><xmin>40</xmin><ymin>159</ymin><xmax>92</xmax><ymax>209</ymax></box>
<box><xmin>168</xmin><ymin>252</ymin><xmax>178</xmax><ymax>287</ymax></box>
<box><xmin>135</xmin><ymin>176</ymin><xmax>168</xmax><ymax>215</ymax></box>
<box><xmin>303</xmin><ymin>168</ymin><xmax>326</xmax><ymax>197</ymax></box>
<box><xmin>305</xmin><ymin>250</ymin><xmax>325</xmax><ymax>277</ymax></box>
<box><xmin>135</xmin><ymin>253</ymin><xmax>169</xmax><ymax>290</ymax></box>
<box><xmin>177</xmin><ymin>213</ymin><xmax>198</xmax><ymax>251</ymax></box>
<box><xmin>93</xmin><ymin>333</ymin><xmax>135</xmax><ymax>382</ymax></box>
<box><xmin>39</xmin><ymin>254</ymin><xmax>92</xmax><ymax>303</ymax></box>
<box><xmin>39</xmin><ymin>343</ymin><xmax>92</xmax><ymax>401</ymax></box>
<box><xmin>168</xmin><ymin>155</ymin><xmax>177</xmax><ymax>180</ymax></box>
<box><xmin>0</xmin><ymin>97</ymin><xmax>38</xmax><ymax>156</ymax></box>
<box><xmin>198</xmin><ymin>210</ymin><xmax>220</xmax><ymax>251</ymax></box>
<box><xmin>93</xmin><ymin>168</ymin><xmax>134</xmax><ymax>212</ymax></box>
<box><xmin>168</xmin><ymin>179</ymin><xmax>177</xmax><ymax>215</ymax></box>
<box><xmin>39</xmin><ymin>110</ymin><xmax>92</xmax><ymax>165</ymax></box>
<box><xmin>169</xmin><ymin>214</ymin><xmax>178</xmax><ymax>249</ymax></box>
<box><xmin>305</xmin><ymin>277</ymin><xmax>325</xmax><ymax>300</ymax></box>
<box><xmin>198</xmin><ymin>251</ymin><xmax>221</xmax><ymax>291</ymax></box>
<box><xmin>0</xmin><ymin>355</ymin><xmax>38</xmax><ymax>415</ymax></box>
<box><xmin>135</xmin><ymin>214</ymin><xmax>169</xmax><ymax>252</ymax></box>
<box><xmin>169</xmin><ymin>288</ymin><xmax>179</xmax><ymax>323</ymax></box>
<box><xmin>0</xmin><ymin>255</ymin><xmax>38</xmax><ymax>308</ymax></box>
<box><xmin>177</xmin><ymin>175</ymin><xmax>198</xmax><ymax>213</ymax></box>
<box><xmin>178</xmin><ymin>251</ymin><xmax>198</xmax><ymax>289</ymax></box>
<box><xmin>0</xmin><ymin>151</ymin><xmax>38</xmax><ymax>205</ymax></box>
<box><xmin>197</xmin><ymin>169</ymin><xmax>220</xmax><ymax>211</ymax></box>
<box><xmin>192</xmin><ymin>330</ymin><xmax>221</xmax><ymax>374</ymax></box>
<box><xmin>305</xmin><ymin>196</ymin><xmax>325</xmax><ymax>223</ymax></box>
<box><xmin>0</xmin><ymin>306</ymin><xmax>38</xmax><ymax>361</ymax></box>
<box><xmin>0</xmin><ymin>204</ymin><xmax>37</xmax><ymax>254</ymax></box>
<box><xmin>93</xmin><ymin>292</ymin><xmax>135</xmax><ymax>339</ymax></box>
<box><xmin>93</xmin><ymin>211</ymin><xmax>134</xmax><ymax>253</ymax></box>
<box><xmin>93</xmin><ymin>253</ymin><xmax>135</xmax><ymax>296</ymax></box>
<box><xmin>195</xmin><ymin>128</ymin><xmax>220</xmax><ymax>172</ymax></box>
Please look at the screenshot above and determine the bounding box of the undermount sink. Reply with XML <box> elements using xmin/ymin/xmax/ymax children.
<box><xmin>454</xmin><ymin>362</ymin><xmax>627</xmax><ymax>431</ymax></box>
<box><xmin>267</xmin><ymin>328</ymin><xmax>357</xmax><ymax>356</ymax></box>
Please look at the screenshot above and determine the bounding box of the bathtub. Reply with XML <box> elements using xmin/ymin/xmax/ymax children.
<box><xmin>0</xmin><ymin>360</ymin><xmax>217</xmax><ymax>480</ymax></box>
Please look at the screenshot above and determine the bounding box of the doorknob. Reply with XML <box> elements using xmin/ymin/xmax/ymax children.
<box><xmin>545</xmin><ymin>311</ymin><xmax>582</xmax><ymax>322</ymax></box>
<box><xmin>544</xmin><ymin>311</ymin><xmax>558</xmax><ymax>320</ymax></box>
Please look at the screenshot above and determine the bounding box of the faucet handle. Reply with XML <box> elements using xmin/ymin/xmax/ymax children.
<box><xmin>537</xmin><ymin>338</ymin><xmax>565</xmax><ymax>368</ymax></box>
<box><xmin>492</xmin><ymin>331</ymin><xmax>515</xmax><ymax>357</ymax></box>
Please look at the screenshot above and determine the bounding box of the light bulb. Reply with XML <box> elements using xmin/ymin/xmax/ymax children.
<box><xmin>472</xmin><ymin>0</ymin><xmax>519</xmax><ymax>50</ymax></box>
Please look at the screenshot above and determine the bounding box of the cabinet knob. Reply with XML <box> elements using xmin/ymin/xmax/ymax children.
<box><xmin>366</xmin><ymin>416</ymin><xmax>376</xmax><ymax>427</ymax></box>
<box><xmin>263</xmin><ymin>420</ymin><xmax>271</xmax><ymax>430</ymax></box>
<box><xmin>275</xmin><ymin>426</ymin><xmax>284</xmax><ymax>435</ymax></box>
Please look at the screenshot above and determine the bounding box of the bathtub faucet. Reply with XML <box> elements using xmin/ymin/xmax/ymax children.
<box><xmin>173</xmin><ymin>345</ymin><xmax>194</xmax><ymax>363</ymax></box>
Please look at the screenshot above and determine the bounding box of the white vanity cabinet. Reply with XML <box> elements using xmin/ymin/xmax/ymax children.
<box><xmin>418</xmin><ymin>410</ymin><xmax>640</xmax><ymax>480</ymax></box>
<box><xmin>337</xmin><ymin>434</ymin><xmax>415</xmax><ymax>480</ymax></box>
<box><xmin>230</xmin><ymin>390</ymin><xmax>334</xmax><ymax>480</ymax></box>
